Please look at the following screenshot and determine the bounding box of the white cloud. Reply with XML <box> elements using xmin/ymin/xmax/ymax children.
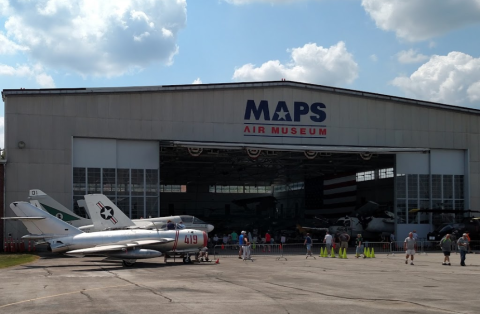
<box><xmin>192</xmin><ymin>78</ymin><xmax>202</xmax><ymax>84</ymax></box>
<box><xmin>0</xmin><ymin>32</ymin><xmax>28</xmax><ymax>54</ymax></box>
<box><xmin>2</xmin><ymin>0</ymin><xmax>187</xmax><ymax>76</ymax></box>
<box><xmin>232</xmin><ymin>42</ymin><xmax>358</xmax><ymax>86</ymax></box>
<box><xmin>370</xmin><ymin>54</ymin><xmax>378</xmax><ymax>62</ymax></box>
<box><xmin>0</xmin><ymin>63</ymin><xmax>55</xmax><ymax>88</ymax></box>
<box><xmin>391</xmin><ymin>51</ymin><xmax>480</xmax><ymax>107</ymax></box>
<box><xmin>396</xmin><ymin>49</ymin><xmax>429</xmax><ymax>64</ymax></box>
<box><xmin>362</xmin><ymin>0</ymin><xmax>480</xmax><ymax>42</ymax></box>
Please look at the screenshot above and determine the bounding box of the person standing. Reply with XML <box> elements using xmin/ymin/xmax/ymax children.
<box><xmin>440</xmin><ymin>234</ymin><xmax>452</xmax><ymax>265</ymax></box>
<box><xmin>339</xmin><ymin>232</ymin><xmax>350</xmax><ymax>253</ymax></box>
<box><xmin>404</xmin><ymin>232</ymin><xmax>416</xmax><ymax>265</ymax></box>
<box><xmin>238</xmin><ymin>231</ymin><xmax>245</xmax><ymax>259</ymax></box>
<box><xmin>213</xmin><ymin>234</ymin><xmax>219</xmax><ymax>246</ymax></box>
<box><xmin>265</xmin><ymin>231</ymin><xmax>272</xmax><ymax>252</ymax></box>
<box><xmin>231</xmin><ymin>231</ymin><xmax>238</xmax><ymax>249</ymax></box>
<box><xmin>355</xmin><ymin>234</ymin><xmax>365</xmax><ymax>258</ymax></box>
<box><xmin>390</xmin><ymin>232</ymin><xmax>395</xmax><ymax>242</ymax></box>
<box><xmin>457</xmin><ymin>233</ymin><xmax>469</xmax><ymax>266</ymax></box>
<box><xmin>323</xmin><ymin>231</ymin><xmax>333</xmax><ymax>255</ymax></box>
<box><xmin>465</xmin><ymin>232</ymin><xmax>472</xmax><ymax>253</ymax></box>
<box><xmin>412</xmin><ymin>230</ymin><xmax>418</xmax><ymax>241</ymax></box>
<box><xmin>242</xmin><ymin>231</ymin><xmax>251</xmax><ymax>260</ymax></box>
<box><xmin>304</xmin><ymin>233</ymin><xmax>314</xmax><ymax>258</ymax></box>
<box><xmin>265</xmin><ymin>231</ymin><xmax>271</xmax><ymax>244</ymax></box>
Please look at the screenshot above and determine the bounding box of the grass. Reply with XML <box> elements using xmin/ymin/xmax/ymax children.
<box><xmin>0</xmin><ymin>254</ymin><xmax>40</xmax><ymax>269</ymax></box>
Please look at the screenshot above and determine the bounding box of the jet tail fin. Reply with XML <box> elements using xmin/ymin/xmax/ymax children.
<box><xmin>28</xmin><ymin>189</ymin><xmax>92</xmax><ymax>227</ymax></box>
<box><xmin>9</xmin><ymin>202</ymin><xmax>83</xmax><ymax>238</ymax></box>
<box><xmin>84</xmin><ymin>194</ymin><xmax>136</xmax><ymax>231</ymax></box>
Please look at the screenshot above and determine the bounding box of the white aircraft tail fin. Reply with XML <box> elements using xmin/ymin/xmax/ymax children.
<box><xmin>28</xmin><ymin>189</ymin><xmax>92</xmax><ymax>227</ymax></box>
<box><xmin>84</xmin><ymin>194</ymin><xmax>136</xmax><ymax>230</ymax></box>
<box><xmin>9</xmin><ymin>202</ymin><xmax>83</xmax><ymax>238</ymax></box>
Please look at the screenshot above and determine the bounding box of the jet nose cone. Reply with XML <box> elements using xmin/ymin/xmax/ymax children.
<box><xmin>207</xmin><ymin>224</ymin><xmax>214</xmax><ymax>233</ymax></box>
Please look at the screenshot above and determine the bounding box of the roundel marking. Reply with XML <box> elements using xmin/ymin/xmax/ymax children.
<box><xmin>56</xmin><ymin>213</ymin><xmax>64</xmax><ymax>220</ymax></box>
<box><xmin>100</xmin><ymin>206</ymin><xmax>114</xmax><ymax>220</ymax></box>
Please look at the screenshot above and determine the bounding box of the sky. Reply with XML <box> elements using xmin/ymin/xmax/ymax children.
<box><xmin>1</xmin><ymin>0</ymin><xmax>480</xmax><ymax>148</ymax></box>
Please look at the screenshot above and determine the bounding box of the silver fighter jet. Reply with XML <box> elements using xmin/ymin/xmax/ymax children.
<box><xmin>5</xmin><ymin>202</ymin><xmax>207</xmax><ymax>267</ymax></box>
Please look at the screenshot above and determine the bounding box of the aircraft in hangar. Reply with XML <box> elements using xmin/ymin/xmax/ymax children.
<box><xmin>28</xmin><ymin>189</ymin><xmax>214</xmax><ymax>233</ymax></box>
<box><xmin>328</xmin><ymin>201</ymin><xmax>395</xmax><ymax>240</ymax></box>
<box><xmin>408</xmin><ymin>208</ymin><xmax>480</xmax><ymax>241</ymax></box>
<box><xmin>4</xmin><ymin>202</ymin><xmax>207</xmax><ymax>266</ymax></box>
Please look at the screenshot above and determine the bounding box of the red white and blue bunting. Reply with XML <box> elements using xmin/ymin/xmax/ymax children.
<box><xmin>304</xmin><ymin>151</ymin><xmax>318</xmax><ymax>159</ymax></box>
<box><xmin>188</xmin><ymin>147</ymin><xmax>203</xmax><ymax>157</ymax></box>
<box><xmin>246</xmin><ymin>148</ymin><xmax>262</xmax><ymax>159</ymax></box>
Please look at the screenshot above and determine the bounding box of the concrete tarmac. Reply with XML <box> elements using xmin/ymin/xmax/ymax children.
<box><xmin>0</xmin><ymin>252</ymin><xmax>478</xmax><ymax>314</ymax></box>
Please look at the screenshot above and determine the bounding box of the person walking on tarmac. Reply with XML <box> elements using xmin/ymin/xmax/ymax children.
<box><xmin>458</xmin><ymin>233</ymin><xmax>469</xmax><ymax>266</ymax></box>
<box><xmin>242</xmin><ymin>231</ymin><xmax>251</xmax><ymax>260</ymax></box>
<box><xmin>355</xmin><ymin>234</ymin><xmax>365</xmax><ymax>258</ymax></box>
<box><xmin>339</xmin><ymin>232</ymin><xmax>350</xmax><ymax>252</ymax></box>
<box><xmin>238</xmin><ymin>231</ymin><xmax>245</xmax><ymax>259</ymax></box>
<box><xmin>404</xmin><ymin>232</ymin><xmax>417</xmax><ymax>265</ymax></box>
<box><xmin>323</xmin><ymin>231</ymin><xmax>333</xmax><ymax>255</ymax></box>
<box><xmin>440</xmin><ymin>234</ymin><xmax>452</xmax><ymax>265</ymax></box>
<box><xmin>304</xmin><ymin>233</ymin><xmax>314</xmax><ymax>258</ymax></box>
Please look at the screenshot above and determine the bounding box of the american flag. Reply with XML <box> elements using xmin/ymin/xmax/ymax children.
<box><xmin>305</xmin><ymin>172</ymin><xmax>357</xmax><ymax>215</ymax></box>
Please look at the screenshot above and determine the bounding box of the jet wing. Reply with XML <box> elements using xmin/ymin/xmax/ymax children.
<box><xmin>21</xmin><ymin>234</ymin><xmax>69</xmax><ymax>240</ymax></box>
<box><xmin>66</xmin><ymin>238</ymin><xmax>175</xmax><ymax>254</ymax></box>
<box><xmin>2</xmin><ymin>217</ymin><xmax>46</xmax><ymax>220</ymax></box>
<box><xmin>301</xmin><ymin>226</ymin><xmax>329</xmax><ymax>231</ymax></box>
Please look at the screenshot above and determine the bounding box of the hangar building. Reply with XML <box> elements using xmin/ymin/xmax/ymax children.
<box><xmin>1</xmin><ymin>81</ymin><xmax>478</xmax><ymax>242</ymax></box>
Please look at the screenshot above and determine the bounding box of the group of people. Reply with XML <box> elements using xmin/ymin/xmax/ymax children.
<box><xmin>166</xmin><ymin>220</ymin><xmax>185</xmax><ymax>230</ymax></box>
<box><xmin>404</xmin><ymin>231</ymin><xmax>471</xmax><ymax>266</ymax></box>
<box><xmin>438</xmin><ymin>232</ymin><xmax>471</xmax><ymax>266</ymax></box>
<box><xmin>302</xmin><ymin>229</ymin><xmax>474</xmax><ymax>266</ymax></box>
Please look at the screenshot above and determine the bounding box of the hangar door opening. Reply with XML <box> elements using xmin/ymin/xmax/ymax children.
<box><xmin>159</xmin><ymin>142</ymin><xmax>401</xmax><ymax>240</ymax></box>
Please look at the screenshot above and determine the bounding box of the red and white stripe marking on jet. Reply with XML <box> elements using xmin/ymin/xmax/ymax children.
<box><xmin>171</xmin><ymin>230</ymin><xmax>180</xmax><ymax>252</ymax></box>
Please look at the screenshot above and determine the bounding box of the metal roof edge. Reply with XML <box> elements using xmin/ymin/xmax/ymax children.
<box><xmin>2</xmin><ymin>81</ymin><xmax>480</xmax><ymax>115</ymax></box>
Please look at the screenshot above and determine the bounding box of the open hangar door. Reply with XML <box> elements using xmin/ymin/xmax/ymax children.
<box><xmin>158</xmin><ymin>141</ymin><xmax>423</xmax><ymax>239</ymax></box>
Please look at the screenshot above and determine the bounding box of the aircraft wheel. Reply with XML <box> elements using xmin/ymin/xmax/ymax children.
<box><xmin>183</xmin><ymin>256</ymin><xmax>191</xmax><ymax>264</ymax></box>
<box><xmin>122</xmin><ymin>259</ymin><xmax>136</xmax><ymax>267</ymax></box>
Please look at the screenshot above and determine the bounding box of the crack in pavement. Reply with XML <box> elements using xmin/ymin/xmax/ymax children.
<box><xmin>266</xmin><ymin>282</ymin><xmax>467</xmax><ymax>314</ymax></box>
<box><xmin>43</xmin><ymin>267</ymin><xmax>52</xmax><ymax>277</ymax></box>
<box><xmin>99</xmin><ymin>265</ymin><xmax>174</xmax><ymax>303</ymax></box>
<box><xmin>80</xmin><ymin>290</ymin><xmax>94</xmax><ymax>302</ymax></box>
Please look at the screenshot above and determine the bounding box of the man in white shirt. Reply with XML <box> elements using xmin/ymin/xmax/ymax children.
<box><xmin>324</xmin><ymin>231</ymin><xmax>333</xmax><ymax>255</ymax></box>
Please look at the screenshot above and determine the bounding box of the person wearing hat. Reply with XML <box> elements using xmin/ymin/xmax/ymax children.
<box><xmin>457</xmin><ymin>233</ymin><xmax>469</xmax><ymax>266</ymax></box>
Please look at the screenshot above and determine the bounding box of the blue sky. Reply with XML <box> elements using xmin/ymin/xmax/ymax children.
<box><xmin>1</xmin><ymin>0</ymin><xmax>480</xmax><ymax>148</ymax></box>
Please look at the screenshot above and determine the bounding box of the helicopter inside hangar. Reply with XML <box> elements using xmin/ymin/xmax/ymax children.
<box><xmin>157</xmin><ymin>142</ymin><xmax>397</xmax><ymax>235</ymax></box>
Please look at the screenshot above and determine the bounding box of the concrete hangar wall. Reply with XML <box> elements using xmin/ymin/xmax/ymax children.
<box><xmin>2</xmin><ymin>81</ymin><xmax>479</xmax><ymax>240</ymax></box>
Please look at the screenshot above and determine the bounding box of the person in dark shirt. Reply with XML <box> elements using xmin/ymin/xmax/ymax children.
<box><xmin>355</xmin><ymin>234</ymin><xmax>365</xmax><ymax>258</ymax></box>
<box><xmin>167</xmin><ymin>220</ymin><xmax>175</xmax><ymax>230</ymax></box>
<box><xmin>304</xmin><ymin>233</ymin><xmax>314</xmax><ymax>258</ymax></box>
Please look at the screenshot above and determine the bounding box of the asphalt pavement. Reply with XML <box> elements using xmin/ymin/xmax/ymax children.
<box><xmin>0</xmin><ymin>252</ymin><xmax>478</xmax><ymax>314</ymax></box>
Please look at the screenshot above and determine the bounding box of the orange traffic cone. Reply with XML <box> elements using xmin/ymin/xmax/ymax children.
<box><xmin>215</xmin><ymin>258</ymin><xmax>220</xmax><ymax>264</ymax></box>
